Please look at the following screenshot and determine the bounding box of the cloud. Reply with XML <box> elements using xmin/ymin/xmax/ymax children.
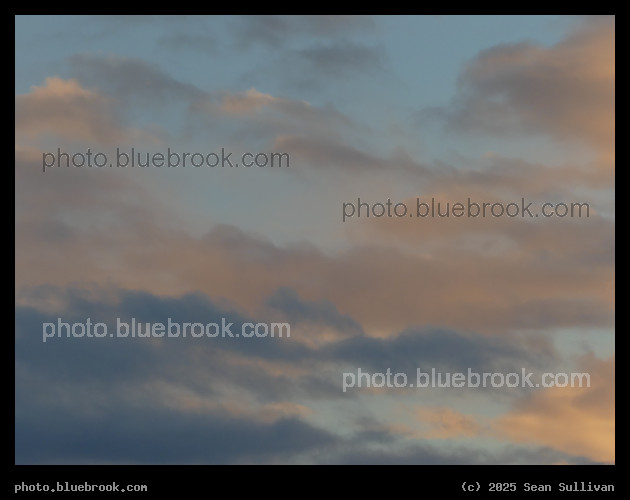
<box><xmin>232</xmin><ymin>15</ymin><xmax>374</xmax><ymax>48</ymax></box>
<box><xmin>16</xmin><ymin>285</ymin><xmax>552</xmax><ymax>376</ymax></box>
<box><xmin>15</xmin><ymin>77</ymin><xmax>158</xmax><ymax>146</ymax></box>
<box><xmin>189</xmin><ymin>88</ymin><xmax>356</xmax><ymax>146</ymax></box>
<box><xmin>16</xmin><ymin>407</ymin><xmax>334</xmax><ymax>464</ymax></box>
<box><xmin>69</xmin><ymin>54</ymin><xmax>205</xmax><ymax>104</ymax></box>
<box><xmin>228</xmin><ymin>16</ymin><xmax>386</xmax><ymax>90</ymax></box>
<box><xmin>325</xmin><ymin>327</ymin><xmax>553</xmax><ymax>375</ymax></box>
<box><xmin>421</xmin><ymin>16</ymin><xmax>614</xmax><ymax>160</ymax></box>
<box><xmin>294</xmin><ymin>41</ymin><xmax>385</xmax><ymax>77</ymax></box>
<box><xmin>15</xmin><ymin>15</ymin><xmax>614</xmax><ymax>465</ymax></box>
<box><xmin>320</xmin><ymin>441</ymin><xmax>594</xmax><ymax>465</ymax></box>
<box><xmin>65</xmin><ymin>55</ymin><xmax>356</xmax><ymax>144</ymax></box>
<box><xmin>14</xmin><ymin>284</ymin><xmax>574</xmax><ymax>464</ymax></box>
<box><xmin>272</xmin><ymin>134</ymin><xmax>431</xmax><ymax>175</ymax></box>
<box><xmin>266</xmin><ymin>287</ymin><xmax>364</xmax><ymax>342</ymax></box>
<box><xmin>352</xmin><ymin>191</ymin><xmax>614</xmax><ymax>268</ymax></box>
<box><xmin>495</xmin><ymin>355</ymin><xmax>614</xmax><ymax>463</ymax></box>
<box><xmin>157</xmin><ymin>33</ymin><xmax>216</xmax><ymax>53</ymax></box>
<box><xmin>15</xmin><ymin>198</ymin><xmax>614</xmax><ymax>335</ymax></box>
<box><xmin>412</xmin><ymin>407</ymin><xmax>483</xmax><ymax>439</ymax></box>
<box><xmin>219</xmin><ymin>88</ymin><xmax>318</xmax><ymax>118</ymax></box>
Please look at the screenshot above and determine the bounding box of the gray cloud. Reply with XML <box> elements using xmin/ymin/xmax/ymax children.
<box><xmin>69</xmin><ymin>54</ymin><xmax>205</xmax><ymax>104</ymax></box>
<box><xmin>296</xmin><ymin>41</ymin><xmax>385</xmax><ymax>77</ymax></box>
<box><xmin>232</xmin><ymin>15</ymin><xmax>374</xmax><ymax>48</ymax></box>
<box><xmin>16</xmin><ymin>407</ymin><xmax>334</xmax><ymax>464</ymax></box>
<box><xmin>418</xmin><ymin>16</ymin><xmax>614</xmax><ymax>154</ymax></box>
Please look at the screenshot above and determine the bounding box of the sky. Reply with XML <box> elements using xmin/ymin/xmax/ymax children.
<box><xmin>15</xmin><ymin>15</ymin><xmax>614</xmax><ymax>464</ymax></box>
